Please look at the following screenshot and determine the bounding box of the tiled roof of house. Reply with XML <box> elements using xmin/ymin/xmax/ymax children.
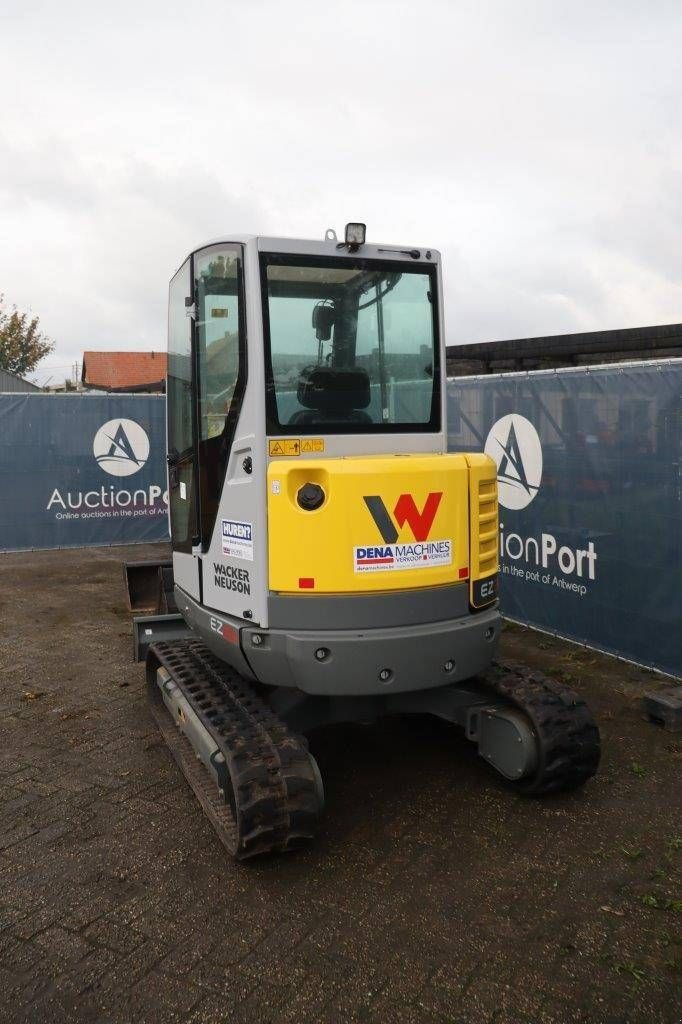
<box><xmin>82</xmin><ymin>351</ymin><xmax>167</xmax><ymax>391</ymax></box>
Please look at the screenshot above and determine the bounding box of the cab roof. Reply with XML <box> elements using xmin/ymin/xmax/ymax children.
<box><xmin>179</xmin><ymin>234</ymin><xmax>440</xmax><ymax>269</ymax></box>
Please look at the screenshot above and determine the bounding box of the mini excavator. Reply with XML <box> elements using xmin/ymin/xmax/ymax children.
<box><xmin>130</xmin><ymin>224</ymin><xmax>600</xmax><ymax>859</ymax></box>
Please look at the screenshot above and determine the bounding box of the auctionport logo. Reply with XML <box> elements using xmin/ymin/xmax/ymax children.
<box><xmin>484</xmin><ymin>413</ymin><xmax>598</xmax><ymax>592</ymax></box>
<box><xmin>93</xmin><ymin>419</ymin><xmax>150</xmax><ymax>477</ymax></box>
<box><xmin>484</xmin><ymin>414</ymin><xmax>542</xmax><ymax>511</ymax></box>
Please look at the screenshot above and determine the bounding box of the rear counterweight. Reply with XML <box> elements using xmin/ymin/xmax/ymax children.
<box><xmin>241</xmin><ymin>608</ymin><xmax>500</xmax><ymax>695</ymax></box>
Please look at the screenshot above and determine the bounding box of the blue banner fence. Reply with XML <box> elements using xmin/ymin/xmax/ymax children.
<box><xmin>2</xmin><ymin>362</ymin><xmax>680</xmax><ymax>675</ymax></box>
<box><xmin>447</xmin><ymin>360</ymin><xmax>681</xmax><ymax>677</ymax></box>
<box><xmin>0</xmin><ymin>394</ymin><xmax>169</xmax><ymax>551</ymax></box>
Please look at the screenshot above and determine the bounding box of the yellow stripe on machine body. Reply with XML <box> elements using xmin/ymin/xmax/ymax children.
<box><xmin>267</xmin><ymin>453</ymin><xmax>473</xmax><ymax>595</ymax></box>
<box><xmin>464</xmin><ymin>453</ymin><xmax>500</xmax><ymax>605</ymax></box>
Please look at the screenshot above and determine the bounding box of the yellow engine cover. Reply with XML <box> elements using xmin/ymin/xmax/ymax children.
<box><xmin>267</xmin><ymin>453</ymin><xmax>472</xmax><ymax>594</ymax></box>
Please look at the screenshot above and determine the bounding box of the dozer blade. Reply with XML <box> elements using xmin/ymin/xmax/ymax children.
<box><xmin>123</xmin><ymin>560</ymin><xmax>173</xmax><ymax>614</ymax></box>
<box><xmin>122</xmin><ymin>565</ymin><xmax>171</xmax><ymax>610</ymax></box>
<box><xmin>145</xmin><ymin>639</ymin><xmax>324</xmax><ymax>860</ymax></box>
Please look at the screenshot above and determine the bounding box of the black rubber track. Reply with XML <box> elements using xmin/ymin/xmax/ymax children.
<box><xmin>146</xmin><ymin>640</ymin><xmax>322</xmax><ymax>860</ymax></box>
<box><xmin>482</xmin><ymin>660</ymin><xmax>601</xmax><ymax>795</ymax></box>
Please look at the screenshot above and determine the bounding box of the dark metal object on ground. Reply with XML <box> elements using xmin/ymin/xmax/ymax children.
<box><xmin>642</xmin><ymin>687</ymin><xmax>682</xmax><ymax>732</ymax></box>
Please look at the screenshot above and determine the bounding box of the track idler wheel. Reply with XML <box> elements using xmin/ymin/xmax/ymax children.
<box><xmin>485</xmin><ymin>661</ymin><xmax>601</xmax><ymax>795</ymax></box>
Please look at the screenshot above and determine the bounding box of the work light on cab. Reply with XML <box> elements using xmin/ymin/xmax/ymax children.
<box><xmin>344</xmin><ymin>222</ymin><xmax>366</xmax><ymax>250</ymax></box>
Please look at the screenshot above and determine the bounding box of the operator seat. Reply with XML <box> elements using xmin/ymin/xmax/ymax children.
<box><xmin>289</xmin><ymin>365</ymin><xmax>373</xmax><ymax>426</ymax></box>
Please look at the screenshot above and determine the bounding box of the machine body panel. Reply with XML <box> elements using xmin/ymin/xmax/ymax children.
<box><xmin>168</xmin><ymin>234</ymin><xmax>451</xmax><ymax>628</ymax></box>
<box><xmin>242</xmin><ymin>606</ymin><xmax>500</xmax><ymax>695</ymax></box>
<box><xmin>166</xmin><ymin>232</ymin><xmax>499</xmax><ymax>643</ymax></box>
<box><xmin>267</xmin><ymin>453</ymin><xmax>470</xmax><ymax>594</ymax></box>
<box><xmin>173</xmin><ymin>580</ymin><xmax>500</xmax><ymax>695</ymax></box>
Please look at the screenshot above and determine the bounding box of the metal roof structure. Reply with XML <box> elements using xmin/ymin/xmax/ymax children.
<box><xmin>0</xmin><ymin>369</ymin><xmax>41</xmax><ymax>393</ymax></box>
<box><xmin>446</xmin><ymin>322</ymin><xmax>682</xmax><ymax>376</ymax></box>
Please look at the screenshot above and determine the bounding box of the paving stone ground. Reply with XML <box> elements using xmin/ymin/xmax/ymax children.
<box><xmin>0</xmin><ymin>543</ymin><xmax>680</xmax><ymax>1024</ymax></box>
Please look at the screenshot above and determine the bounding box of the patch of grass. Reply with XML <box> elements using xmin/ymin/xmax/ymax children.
<box><xmin>615</xmin><ymin>961</ymin><xmax>647</xmax><ymax>984</ymax></box>
<box><xmin>667</xmin><ymin>836</ymin><xmax>682</xmax><ymax>852</ymax></box>
<box><xmin>630</xmin><ymin>761</ymin><xmax>647</xmax><ymax>778</ymax></box>
<box><xmin>558</xmin><ymin>669</ymin><xmax>579</xmax><ymax>684</ymax></box>
<box><xmin>621</xmin><ymin>845</ymin><xmax>644</xmax><ymax>861</ymax></box>
<box><xmin>641</xmin><ymin>894</ymin><xmax>682</xmax><ymax>913</ymax></box>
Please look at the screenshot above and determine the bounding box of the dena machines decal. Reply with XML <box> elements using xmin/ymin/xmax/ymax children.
<box><xmin>484</xmin><ymin>414</ymin><xmax>597</xmax><ymax>597</ymax></box>
<box><xmin>354</xmin><ymin>492</ymin><xmax>452</xmax><ymax>572</ymax></box>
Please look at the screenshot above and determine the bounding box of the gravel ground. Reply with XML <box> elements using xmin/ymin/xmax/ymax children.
<box><xmin>0</xmin><ymin>543</ymin><xmax>680</xmax><ymax>1024</ymax></box>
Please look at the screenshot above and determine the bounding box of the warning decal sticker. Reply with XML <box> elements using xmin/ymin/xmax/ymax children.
<box><xmin>268</xmin><ymin>438</ymin><xmax>324</xmax><ymax>456</ymax></box>
<box><xmin>268</xmin><ymin>439</ymin><xmax>300</xmax><ymax>456</ymax></box>
<box><xmin>300</xmin><ymin>438</ymin><xmax>325</xmax><ymax>453</ymax></box>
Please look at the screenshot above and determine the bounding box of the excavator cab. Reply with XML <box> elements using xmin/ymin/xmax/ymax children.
<box><xmin>132</xmin><ymin>226</ymin><xmax>600</xmax><ymax>860</ymax></box>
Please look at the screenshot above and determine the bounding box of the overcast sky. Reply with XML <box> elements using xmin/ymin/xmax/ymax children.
<box><xmin>1</xmin><ymin>0</ymin><xmax>681</xmax><ymax>385</ymax></box>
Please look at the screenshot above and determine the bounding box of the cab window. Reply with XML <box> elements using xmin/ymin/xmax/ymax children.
<box><xmin>261</xmin><ymin>254</ymin><xmax>440</xmax><ymax>434</ymax></box>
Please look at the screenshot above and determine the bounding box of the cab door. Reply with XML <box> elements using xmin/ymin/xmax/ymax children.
<box><xmin>167</xmin><ymin>257</ymin><xmax>201</xmax><ymax>599</ymax></box>
<box><xmin>193</xmin><ymin>245</ymin><xmax>246</xmax><ymax>563</ymax></box>
<box><xmin>167</xmin><ymin>246</ymin><xmax>247</xmax><ymax>603</ymax></box>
